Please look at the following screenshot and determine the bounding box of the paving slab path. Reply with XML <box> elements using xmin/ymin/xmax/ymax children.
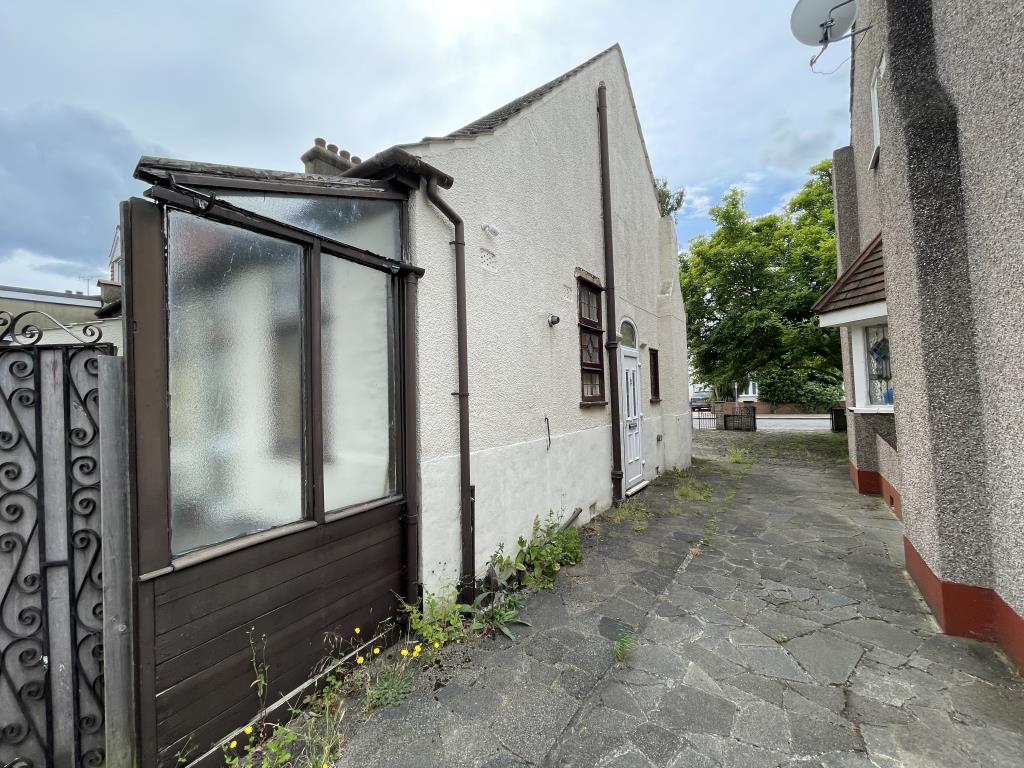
<box><xmin>335</xmin><ymin>431</ymin><xmax>1024</xmax><ymax>767</ymax></box>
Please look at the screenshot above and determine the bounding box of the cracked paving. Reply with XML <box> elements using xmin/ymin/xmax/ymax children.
<box><xmin>334</xmin><ymin>431</ymin><xmax>1024</xmax><ymax>767</ymax></box>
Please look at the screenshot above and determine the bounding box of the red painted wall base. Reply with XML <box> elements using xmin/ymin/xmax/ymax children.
<box><xmin>848</xmin><ymin>462</ymin><xmax>902</xmax><ymax>519</ymax></box>
<box><xmin>904</xmin><ymin>537</ymin><xmax>1024</xmax><ymax>673</ymax></box>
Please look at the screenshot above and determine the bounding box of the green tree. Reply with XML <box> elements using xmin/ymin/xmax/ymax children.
<box><xmin>655</xmin><ymin>177</ymin><xmax>686</xmax><ymax>219</ymax></box>
<box><xmin>679</xmin><ymin>160</ymin><xmax>841</xmax><ymax>400</ymax></box>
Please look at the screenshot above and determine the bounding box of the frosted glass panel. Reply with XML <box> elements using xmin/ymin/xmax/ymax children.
<box><xmin>321</xmin><ymin>256</ymin><xmax>395</xmax><ymax>511</ymax></box>
<box><xmin>215</xmin><ymin>191</ymin><xmax>400</xmax><ymax>260</ymax></box>
<box><xmin>167</xmin><ymin>211</ymin><xmax>304</xmax><ymax>555</ymax></box>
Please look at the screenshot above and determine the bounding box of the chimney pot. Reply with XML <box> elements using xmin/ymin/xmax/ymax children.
<box><xmin>326</xmin><ymin>143</ymin><xmax>338</xmax><ymax>154</ymax></box>
<box><xmin>314</xmin><ymin>137</ymin><xmax>327</xmax><ymax>148</ymax></box>
<box><xmin>352</xmin><ymin>156</ymin><xmax>362</xmax><ymax>164</ymax></box>
<box><xmin>339</xmin><ymin>149</ymin><xmax>351</xmax><ymax>160</ymax></box>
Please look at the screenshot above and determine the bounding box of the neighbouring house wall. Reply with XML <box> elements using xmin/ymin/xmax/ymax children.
<box><xmin>929</xmin><ymin>1</ymin><xmax>1024</xmax><ymax>618</ymax></box>
<box><xmin>407</xmin><ymin>48</ymin><xmax>690</xmax><ymax>594</ymax></box>
<box><xmin>833</xmin><ymin>0</ymin><xmax>1024</xmax><ymax>665</ymax></box>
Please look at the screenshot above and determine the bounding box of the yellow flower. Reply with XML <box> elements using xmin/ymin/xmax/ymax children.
<box><xmin>373</xmin><ymin>647</ymin><xmax>381</xmax><ymax>655</ymax></box>
<box><xmin>554</xmin><ymin>563</ymin><xmax>561</xmax><ymax>571</ymax></box>
<box><xmin>356</xmin><ymin>656</ymin><xmax>365</xmax><ymax>665</ymax></box>
<box><xmin>413</xmin><ymin>650</ymin><xmax>420</xmax><ymax>658</ymax></box>
<box><xmin>414</xmin><ymin>644</ymin><xmax>422</xmax><ymax>653</ymax></box>
<box><xmin>401</xmin><ymin>648</ymin><xmax>409</xmax><ymax>657</ymax></box>
<box><xmin>433</xmin><ymin>642</ymin><xmax>440</xmax><ymax>649</ymax></box>
<box><xmin>229</xmin><ymin>740</ymin><xmax>237</xmax><ymax>749</ymax></box>
<box><xmin>354</xmin><ymin>627</ymin><xmax>361</xmax><ymax>635</ymax></box>
<box><xmin>244</xmin><ymin>725</ymin><xmax>253</xmax><ymax>735</ymax></box>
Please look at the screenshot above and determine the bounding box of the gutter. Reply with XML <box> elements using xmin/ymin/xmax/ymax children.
<box><xmin>425</xmin><ymin>177</ymin><xmax>475</xmax><ymax>598</ymax></box>
<box><xmin>598</xmin><ymin>82</ymin><xmax>625</xmax><ymax>503</ymax></box>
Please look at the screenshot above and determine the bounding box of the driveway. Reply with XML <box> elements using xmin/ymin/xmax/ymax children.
<box><xmin>336</xmin><ymin>430</ymin><xmax>1024</xmax><ymax>767</ymax></box>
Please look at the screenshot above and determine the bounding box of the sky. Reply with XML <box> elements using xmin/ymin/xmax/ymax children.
<box><xmin>0</xmin><ymin>1</ymin><xmax>850</xmax><ymax>293</ymax></box>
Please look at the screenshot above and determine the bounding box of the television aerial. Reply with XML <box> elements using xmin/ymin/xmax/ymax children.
<box><xmin>791</xmin><ymin>0</ymin><xmax>871</xmax><ymax>69</ymax></box>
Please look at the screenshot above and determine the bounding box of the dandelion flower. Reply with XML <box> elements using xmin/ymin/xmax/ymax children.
<box><xmin>357</xmin><ymin>656</ymin><xmax>365</xmax><ymax>665</ymax></box>
<box><xmin>414</xmin><ymin>644</ymin><xmax>422</xmax><ymax>653</ymax></box>
<box><xmin>244</xmin><ymin>725</ymin><xmax>253</xmax><ymax>735</ymax></box>
<box><xmin>354</xmin><ymin>627</ymin><xmax>361</xmax><ymax>635</ymax></box>
<box><xmin>433</xmin><ymin>642</ymin><xmax>440</xmax><ymax>649</ymax></box>
<box><xmin>229</xmin><ymin>740</ymin><xmax>237</xmax><ymax>749</ymax></box>
<box><xmin>401</xmin><ymin>648</ymin><xmax>409</xmax><ymax>657</ymax></box>
<box><xmin>373</xmin><ymin>647</ymin><xmax>381</xmax><ymax>655</ymax></box>
<box><xmin>413</xmin><ymin>650</ymin><xmax>420</xmax><ymax>658</ymax></box>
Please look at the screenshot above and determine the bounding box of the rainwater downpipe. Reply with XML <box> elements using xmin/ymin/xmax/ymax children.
<box><xmin>598</xmin><ymin>82</ymin><xmax>625</xmax><ymax>504</ymax></box>
<box><xmin>426</xmin><ymin>176</ymin><xmax>475</xmax><ymax>598</ymax></box>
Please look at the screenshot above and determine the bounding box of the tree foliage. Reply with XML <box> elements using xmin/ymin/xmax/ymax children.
<box><xmin>679</xmin><ymin>160</ymin><xmax>842</xmax><ymax>401</ymax></box>
<box><xmin>655</xmin><ymin>177</ymin><xmax>686</xmax><ymax>219</ymax></box>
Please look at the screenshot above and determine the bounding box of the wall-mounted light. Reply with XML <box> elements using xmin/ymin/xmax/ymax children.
<box><xmin>548</xmin><ymin>314</ymin><xmax>561</xmax><ymax>327</ymax></box>
<box><xmin>481</xmin><ymin>223</ymin><xmax>500</xmax><ymax>237</ymax></box>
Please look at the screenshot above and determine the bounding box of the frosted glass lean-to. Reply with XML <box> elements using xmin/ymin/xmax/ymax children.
<box><xmin>167</xmin><ymin>211</ymin><xmax>304</xmax><ymax>555</ymax></box>
<box><xmin>321</xmin><ymin>255</ymin><xmax>396</xmax><ymax>512</ymax></box>
<box><xmin>214</xmin><ymin>191</ymin><xmax>401</xmax><ymax>261</ymax></box>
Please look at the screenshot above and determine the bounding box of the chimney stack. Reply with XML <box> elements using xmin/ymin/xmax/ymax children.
<box><xmin>300</xmin><ymin>137</ymin><xmax>359</xmax><ymax>176</ymax></box>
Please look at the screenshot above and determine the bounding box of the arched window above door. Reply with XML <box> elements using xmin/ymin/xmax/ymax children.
<box><xmin>620</xmin><ymin>320</ymin><xmax>637</xmax><ymax>349</ymax></box>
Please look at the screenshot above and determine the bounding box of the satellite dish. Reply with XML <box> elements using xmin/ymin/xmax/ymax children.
<box><xmin>791</xmin><ymin>0</ymin><xmax>859</xmax><ymax>46</ymax></box>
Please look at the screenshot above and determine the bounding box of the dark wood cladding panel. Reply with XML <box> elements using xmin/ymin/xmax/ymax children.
<box><xmin>154</xmin><ymin>534</ymin><xmax>399</xmax><ymax>668</ymax></box>
<box><xmin>155</xmin><ymin>586</ymin><xmax>400</xmax><ymax>764</ymax></box>
<box><xmin>145</xmin><ymin>501</ymin><xmax>404</xmax><ymax>763</ymax></box>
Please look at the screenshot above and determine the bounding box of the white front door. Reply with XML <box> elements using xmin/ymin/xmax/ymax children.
<box><xmin>621</xmin><ymin>347</ymin><xmax>644</xmax><ymax>489</ymax></box>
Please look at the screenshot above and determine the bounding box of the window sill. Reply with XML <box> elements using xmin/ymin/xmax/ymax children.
<box><xmin>848</xmin><ymin>405</ymin><xmax>894</xmax><ymax>414</ymax></box>
<box><xmin>649</xmin><ymin>397</ymin><xmax>661</xmax><ymax>404</ymax></box>
<box><xmin>580</xmin><ymin>400</ymin><xmax>608</xmax><ymax>408</ymax></box>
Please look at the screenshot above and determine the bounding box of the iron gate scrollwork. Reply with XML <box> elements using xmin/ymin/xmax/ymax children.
<box><xmin>1</xmin><ymin>334</ymin><xmax>112</xmax><ymax>768</ymax></box>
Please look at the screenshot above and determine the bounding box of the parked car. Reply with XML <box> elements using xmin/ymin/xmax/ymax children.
<box><xmin>690</xmin><ymin>391</ymin><xmax>713</xmax><ymax>411</ymax></box>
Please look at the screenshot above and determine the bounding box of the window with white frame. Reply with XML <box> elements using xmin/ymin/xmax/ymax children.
<box><xmin>740</xmin><ymin>379</ymin><xmax>758</xmax><ymax>399</ymax></box>
<box><xmin>864</xmin><ymin>323</ymin><xmax>893</xmax><ymax>405</ymax></box>
<box><xmin>869</xmin><ymin>54</ymin><xmax>887</xmax><ymax>167</ymax></box>
<box><xmin>846</xmin><ymin>320</ymin><xmax>895</xmax><ymax>410</ymax></box>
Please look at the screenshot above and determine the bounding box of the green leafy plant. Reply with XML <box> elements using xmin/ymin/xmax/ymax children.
<box><xmin>610</xmin><ymin>497</ymin><xmax>652</xmax><ymax>532</ymax></box>
<box><xmin>460</xmin><ymin>589</ymin><xmax>530</xmax><ymax>640</ymax></box>
<box><xmin>402</xmin><ymin>589</ymin><xmax>465</xmax><ymax>646</ymax></box>
<box><xmin>363</xmin><ymin>660</ymin><xmax>415</xmax><ymax>711</ymax></box>
<box><xmin>493</xmin><ymin>515</ymin><xmax>582</xmax><ymax>589</ymax></box>
<box><xmin>614</xmin><ymin>630</ymin><xmax>636</xmax><ymax>663</ymax></box>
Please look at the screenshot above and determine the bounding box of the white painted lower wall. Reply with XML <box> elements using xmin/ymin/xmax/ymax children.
<box><xmin>419</xmin><ymin>412</ymin><xmax>691</xmax><ymax>596</ymax></box>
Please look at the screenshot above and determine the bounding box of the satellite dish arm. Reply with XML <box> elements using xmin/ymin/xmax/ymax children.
<box><xmin>810</xmin><ymin>0</ymin><xmax>872</xmax><ymax>69</ymax></box>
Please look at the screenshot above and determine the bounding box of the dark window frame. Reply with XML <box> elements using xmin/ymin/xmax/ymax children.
<box><xmin>126</xmin><ymin>183</ymin><xmax>422</xmax><ymax>575</ymax></box>
<box><xmin>577</xmin><ymin>277</ymin><xmax>606</xmax><ymax>404</ymax></box>
<box><xmin>649</xmin><ymin>348</ymin><xmax>661</xmax><ymax>402</ymax></box>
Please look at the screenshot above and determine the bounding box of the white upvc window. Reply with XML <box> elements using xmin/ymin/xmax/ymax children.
<box><xmin>739</xmin><ymin>379</ymin><xmax>758</xmax><ymax>399</ymax></box>
<box><xmin>819</xmin><ymin>301</ymin><xmax>894</xmax><ymax>413</ymax></box>
<box><xmin>849</xmin><ymin>322</ymin><xmax>894</xmax><ymax>413</ymax></box>
<box><xmin>869</xmin><ymin>53</ymin><xmax>887</xmax><ymax>169</ymax></box>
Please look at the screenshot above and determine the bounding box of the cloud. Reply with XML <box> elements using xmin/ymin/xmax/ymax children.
<box><xmin>0</xmin><ymin>248</ymin><xmax>104</xmax><ymax>292</ymax></box>
<box><xmin>759</xmin><ymin>108</ymin><xmax>847</xmax><ymax>173</ymax></box>
<box><xmin>680</xmin><ymin>186</ymin><xmax>713</xmax><ymax>219</ymax></box>
<box><xmin>0</xmin><ymin>104</ymin><xmax>162</xmax><ymax>290</ymax></box>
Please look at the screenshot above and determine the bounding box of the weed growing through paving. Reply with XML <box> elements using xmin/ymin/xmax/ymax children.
<box><xmin>726</xmin><ymin>446</ymin><xmax>755</xmax><ymax>465</ymax></box>
<box><xmin>492</xmin><ymin>514</ymin><xmax>582</xmax><ymax>588</ymax></box>
<box><xmin>611</xmin><ymin>496</ymin><xmax>653</xmax><ymax>532</ymax></box>
<box><xmin>460</xmin><ymin>588</ymin><xmax>530</xmax><ymax>640</ymax></box>
<box><xmin>672</xmin><ymin>470</ymin><xmax>713</xmax><ymax>502</ymax></box>
<box><xmin>614</xmin><ymin>630</ymin><xmax>636</xmax><ymax>663</ymax></box>
<box><xmin>401</xmin><ymin>589</ymin><xmax>465</xmax><ymax>646</ymax></box>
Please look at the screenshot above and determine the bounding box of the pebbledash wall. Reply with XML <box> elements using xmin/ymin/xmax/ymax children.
<box><xmin>831</xmin><ymin>0</ymin><xmax>1024</xmax><ymax>668</ymax></box>
<box><xmin>404</xmin><ymin>47</ymin><xmax>690</xmax><ymax>594</ymax></box>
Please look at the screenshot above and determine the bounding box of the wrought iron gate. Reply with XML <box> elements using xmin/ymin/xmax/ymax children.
<box><xmin>1</xmin><ymin>326</ymin><xmax>113</xmax><ymax>768</ymax></box>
